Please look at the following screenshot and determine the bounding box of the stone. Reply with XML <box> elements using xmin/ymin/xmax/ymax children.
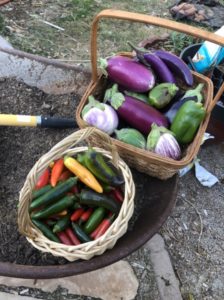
<box><xmin>144</xmin><ymin>234</ymin><xmax>183</xmax><ymax>300</ymax></box>
<box><xmin>0</xmin><ymin>260</ymin><xmax>139</xmax><ymax>300</ymax></box>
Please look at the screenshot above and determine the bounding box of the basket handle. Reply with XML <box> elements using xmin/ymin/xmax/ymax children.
<box><xmin>207</xmin><ymin>82</ymin><xmax>224</xmax><ymax>114</ymax></box>
<box><xmin>49</xmin><ymin>127</ymin><xmax>120</xmax><ymax>167</ymax></box>
<box><xmin>91</xmin><ymin>9</ymin><xmax>224</xmax><ymax>82</ymax></box>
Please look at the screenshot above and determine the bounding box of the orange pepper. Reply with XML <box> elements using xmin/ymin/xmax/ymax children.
<box><xmin>50</xmin><ymin>158</ymin><xmax>64</xmax><ymax>187</ymax></box>
<box><xmin>64</xmin><ymin>156</ymin><xmax>103</xmax><ymax>193</ymax></box>
<box><xmin>50</xmin><ymin>209</ymin><xmax>68</xmax><ymax>218</ymax></box>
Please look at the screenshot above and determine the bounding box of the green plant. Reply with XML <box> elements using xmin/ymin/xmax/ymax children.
<box><xmin>169</xmin><ymin>32</ymin><xmax>196</xmax><ymax>55</ymax></box>
<box><xmin>0</xmin><ymin>14</ymin><xmax>4</xmax><ymax>32</ymax></box>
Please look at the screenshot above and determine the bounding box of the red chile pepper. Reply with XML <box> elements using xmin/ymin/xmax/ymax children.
<box><xmin>94</xmin><ymin>213</ymin><xmax>116</xmax><ymax>240</ymax></box>
<box><xmin>111</xmin><ymin>188</ymin><xmax>124</xmax><ymax>203</ymax></box>
<box><xmin>65</xmin><ymin>227</ymin><xmax>81</xmax><ymax>245</ymax></box>
<box><xmin>50</xmin><ymin>158</ymin><xmax>65</xmax><ymax>187</ymax></box>
<box><xmin>70</xmin><ymin>207</ymin><xmax>85</xmax><ymax>222</ymax></box>
<box><xmin>35</xmin><ymin>168</ymin><xmax>50</xmax><ymax>189</ymax></box>
<box><xmin>89</xmin><ymin>212</ymin><xmax>113</xmax><ymax>239</ymax></box>
<box><xmin>70</xmin><ymin>185</ymin><xmax>79</xmax><ymax>194</ymax></box>
<box><xmin>56</xmin><ymin>231</ymin><xmax>73</xmax><ymax>245</ymax></box>
<box><xmin>78</xmin><ymin>208</ymin><xmax>93</xmax><ymax>225</ymax></box>
<box><xmin>59</xmin><ymin>170</ymin><xmax>72</xmax><ymax>182</ymax></box>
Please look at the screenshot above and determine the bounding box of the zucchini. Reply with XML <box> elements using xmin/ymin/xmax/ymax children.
<box><xmin>30</xmin><ymin>177</ymin><xmax>77</xmax><ymax>210</ymax></box>
<box><xmin>32</xmin><ymin>184</ymin><xmax>53</xmax><ymax>200</ymax></box>
<box><xmin>31</xmin><ymin>195</ymin><xmax>76</xmax><ymax>219</ymax></box>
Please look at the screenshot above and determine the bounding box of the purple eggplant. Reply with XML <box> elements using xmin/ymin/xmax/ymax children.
<box><xmin>154</xmin><ymin>50</ymin><xmax>194</xmax><ymax>86</ymax></box>
<box><xmin>165</xmin><ymin>83</ymin><xmax>204</xmax><ymax>123</ymax></box>
<box><xmin>128</xmin><ymin>42</ymin><xmax>176</xmax><ymax>84</ymax></box>
<box><xmin>104</xmin><ymin>84</ymin><xmax>168</xmax><ymax>135</ymax></box>
<box><xmin>100</xmin><ymin>55</ymin><xmax>155</xmax><ymax>93</ymax></box>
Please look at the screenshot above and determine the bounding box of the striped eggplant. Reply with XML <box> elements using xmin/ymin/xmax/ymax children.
<box><xmin>100</xmin><ymin>55</ymin><xmax>155</xmax><ymax>93</ymax></box>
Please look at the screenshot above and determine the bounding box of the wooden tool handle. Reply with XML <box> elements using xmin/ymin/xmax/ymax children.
<box><xmin>91</xmin><ymin>9</ymin><xmax>224</xmax><ymax>82</ymax></box>
<box><xmin>207</xmin><ymin>82</ymin><xmax>224</xmax><ymax>114</ymax></box>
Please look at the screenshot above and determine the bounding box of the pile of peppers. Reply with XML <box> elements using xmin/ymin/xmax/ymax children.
<box><xmin>30</xmin><ymin>148</ymin><xmax>124</xmax><ymax>245</ymax></box>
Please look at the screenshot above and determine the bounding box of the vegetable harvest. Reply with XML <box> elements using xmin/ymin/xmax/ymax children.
<box><xmin>29</xmin><ymin>148</ymin><xmax>125</xmax><ymax>246</ymax></box>
<box><xmin>80</xmin><ymin>40</ymin><xmax>207</xmax><ymax>162</ymax></box>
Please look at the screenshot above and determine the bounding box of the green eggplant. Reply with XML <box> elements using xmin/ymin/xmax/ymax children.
<box><xmin>115</xmin><ymin>128</ymin><xmax>146</xmax><ymax>149</ymax></box>
<box><xmin>148</xmin><ymin>83</ymin><xmax>179</xmax><ymax>109</ymax></box>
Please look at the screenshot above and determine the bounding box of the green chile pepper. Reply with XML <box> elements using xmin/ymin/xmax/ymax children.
<box><xmin>53</xmin><ymin>214</ymin><xmax>71</xmax><ymax>233</ymax></box>
<box><xmin>77</xmin><ymin>148</ymin><xmax>124</xmax><ymax>186</ymax></box>
<box><xmin>79</xmin><ymin>189</ymin><xmax>121</xmax><ymax>214</ymax></box>
<box><xmin>32</xmin><ymin>219</ymin><xmax>60</xmax><ymax>243</ymax></box>
<box><xmin>170</xmin><ymin>100</ymin><xmax>206</xmax><ymax>144</ymax></box>
<box><xmin>83</xmin><ymin>207</ymin><xmax>106</xmax><ymax>234</ymax></box>
<box><xmin>71</xmin><ymin>222</ymin><xmax>92</xmax><ymax>243</ymax></box>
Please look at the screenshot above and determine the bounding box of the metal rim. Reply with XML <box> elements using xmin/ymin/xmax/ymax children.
<box><xmin>0</xmin><ymin>176</ymin><xmax>178</xmax><ymax>279</ymax></box>
<box><xmin>0</xmin><ymin>0</ymin><xmax>10</xmax><ymax>6</ymax></box>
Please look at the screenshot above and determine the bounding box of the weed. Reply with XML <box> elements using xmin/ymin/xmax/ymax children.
<box><xmin>168</xmin><ymin>32</ymin><xmax>196</xmax><ymax>55</ymax></box>
<box><xmin>0</xmin><ymin>14</ymin><xmax>4</xmax><ymax>33</ymax></box>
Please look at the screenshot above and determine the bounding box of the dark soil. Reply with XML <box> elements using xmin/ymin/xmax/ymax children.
<box><xmin>0</xmin><ymin>78</ymin><xmax>79</xmax><ymax>266</ymax></box>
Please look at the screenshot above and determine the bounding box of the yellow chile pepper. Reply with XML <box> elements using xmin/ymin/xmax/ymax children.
<box><xmin>64</xmin><ymin>156</ymin><xmax>103</xmax><ymax>193</ymax></box>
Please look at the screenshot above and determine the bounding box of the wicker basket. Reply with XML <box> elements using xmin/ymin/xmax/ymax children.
<box><xmin>18</xmin><ymin>127</ymin><xmax>135</xmax><ymax>262</ymax></box>
<box><xmin>76</xmin><ymin>9</ymin><xmax>224</xmax><ymax>180</ymax></box>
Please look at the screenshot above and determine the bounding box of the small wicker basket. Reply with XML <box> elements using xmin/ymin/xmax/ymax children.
<box><xmin>18</xmin><ymin>127</ymin><xmax>135</xmax><ymax>262</ymax></box>
<box><xmin>75</xmin><ymin>9</ymin><xmax>224</xmax><ymax>180</ymax></box>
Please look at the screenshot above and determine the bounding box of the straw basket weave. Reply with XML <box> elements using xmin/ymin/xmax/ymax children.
<box><xmin>75</xmin><ymin>9</ymin><xmax>224</xmax><ymax>180</ymax></box>
<box><xmin>18</xmin><ymin>127</ymin><xmax>135</xmax><ymax>262</ymax></box>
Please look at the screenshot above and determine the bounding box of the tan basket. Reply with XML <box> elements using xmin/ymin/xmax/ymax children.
<box><xmin>76</xmin><ymin>9</ymin><xmax>224</xmax><ymax>180</ymax></box>
<box><xmin>18</xmin><ymin>127</ymin><xmax>135</xmax><ymax>262</ymax></box>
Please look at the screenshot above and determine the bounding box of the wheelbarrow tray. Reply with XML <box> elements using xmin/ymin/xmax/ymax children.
<box><xmin>1</xmin><ymin>172</ymin><xmax>178</xmax><ymax>279</ymax></box>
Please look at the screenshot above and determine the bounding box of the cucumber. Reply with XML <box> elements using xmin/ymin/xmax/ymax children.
<box><xmin>30</xmin><ymin>177</ymin><xmax>77</xmax><ymax>210</ymax></box>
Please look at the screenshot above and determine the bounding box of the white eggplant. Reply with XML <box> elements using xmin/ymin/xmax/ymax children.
<box><xmin>146</xmin><ymin>123</ymin><xmax>181</xmax><ymax>160</ymax></box>
<box><xmin>82</xmin><ymin>95</ymin><xmax>118</xmax><ymax>135</ymax></box>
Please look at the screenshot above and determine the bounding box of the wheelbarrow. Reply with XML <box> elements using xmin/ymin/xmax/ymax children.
<box><xmin>0</xmin><ymin>10</ymin><xmax>223</xmax><ymax>279</ymax></box>
<box><xmin>0</xmin><ymin>41</ymin><xmax>178</xmax><ymax>279</ymax></box>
